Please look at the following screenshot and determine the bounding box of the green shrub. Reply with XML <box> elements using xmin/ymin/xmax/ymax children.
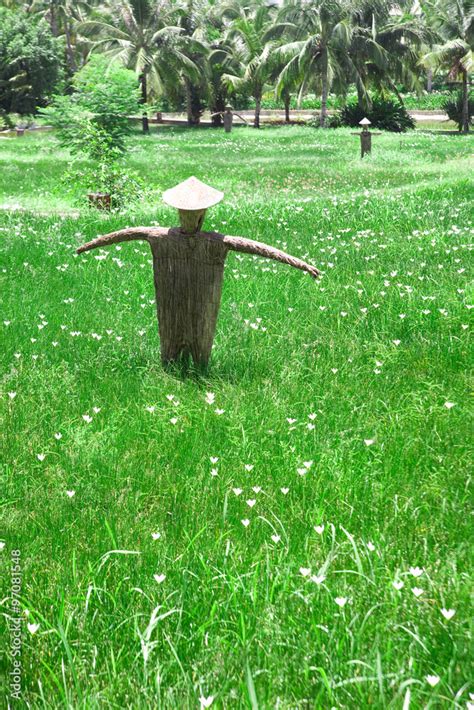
<box><xmin>42</xmin><ymin>56</ymin><xmax>142</xmax><ymax>208</ymax></box>
<box><xmin>253</xmin><ymin>91</ymin><xmax>450</xmax><ymax>113</ymax></box>
<box><xmin>401</xmin><ymin>91</ymin><xmax>452</xmax><ymax>110</ymax></box>
<box><xmin>442</xmin><ymin>90</ymin><xmax>473</xmax><ymax>131</ymax></box>
<box><xmin>337</xmin><ymin>97</ymin><xmax>415</xmax><ymax>132</ymax></box>
<box><xmin>60</xmin><ymin>120</ymin><xmax>145</xmax><ymax>209</ymax></box>
<box><xmin>42</xmin><ymin>56</ymin><xmax>141</xmax><ymax>155</ymax></box>
<box><xmin>0</xmin><ymin>110</ymin><xmax>14</xmax><ymax>130</ymax></box>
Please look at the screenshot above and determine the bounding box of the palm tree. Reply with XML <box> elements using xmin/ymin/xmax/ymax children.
<box><xmin>208</xmin><ymin>39</ymin><xmax>240</xmax><ymax>125</ymax></box>
<box><xmin>275</xmin><ymin>0</ymin><xmax>352</xmax><ymax>127</ymax></box>
<box><xmin>220</xmin><ymin>0</ymin><xmax>280</xmax><ymax>128</ymax></box>
<box><xmin>176</xmin><ymin>0</ymin><xmax>210</xmax><ymax>126</ymax></box>
<box><xmin>423</xmin><ymin>0</ymin><xmax>473</xmax><ymax>133</ymax></box>
<box><xmin>30</xmin><ymin>0</ymin><xmax>91</xmax><ymax>72</ymax></box>
<box><xmin>346</xmin><ymin>1</ymin><xmax>432</xmax><ymax>109</ymax></box>
<box><xmin>80</xmin><ymin>0</ymin><xmax>204</xmax><ymax>132</ymax></box>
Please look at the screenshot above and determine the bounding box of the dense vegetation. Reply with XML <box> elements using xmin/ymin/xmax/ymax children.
<box><xmin>1</xmin><ymin>125</ymin><xmax>472</xmax><ymax>708</ymax></box>
<box><xmin>0</xmin><ymin>0</ymin><xmax>472</xmax><ymax>131</ymax></box>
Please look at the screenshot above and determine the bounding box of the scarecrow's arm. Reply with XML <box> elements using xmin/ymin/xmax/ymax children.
<box><xmin>219</xmin><ymin>234</ymin><xmax>320</xmax><ymax>279</ymax></box>
<box><xmin>234</xmin><ymin>112</ymin><xmax>249</xmax><ymax>124</ymax></box>
<box><xmin>76</xmin><ymin>227</ymin><xmax>170</xmax><ymax>254</ymax></box>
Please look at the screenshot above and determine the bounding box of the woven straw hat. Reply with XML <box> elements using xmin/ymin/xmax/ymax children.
<box><xmin>163</xmin><ymin>177</ymin><xmax>224</xmax><ymax>211</ymax></box>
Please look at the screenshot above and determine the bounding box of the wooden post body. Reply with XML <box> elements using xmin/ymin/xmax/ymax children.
<box><xmin>223</xmin><ymin>110</ymin><xmax>233</xmax><ymax>133</ymax></box>
<box><xmin>361</xmin><ymin>131</ymin><xmax>372</xmax><ymax>157</ymax></box>
<box><xmin>151</xmin><ymin>231</ymin><xmax>227</xmax><ymax>367</ymax></box>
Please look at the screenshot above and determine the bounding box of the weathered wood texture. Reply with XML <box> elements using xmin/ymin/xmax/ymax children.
<box><xmin>360</xmin><ymin>132</ymin><xmax>371</xmax><ymax>158</ymax></box>
<box><xmin>179</xmin><ymin>208</ymin><xmax>206</xmax><ymax>233</ymax></box>
<box><xmin>87</xmin><ymin>193</ymin><xmax>111</xmax><ymax>211</ymax></box>
<box><xmin>151</xmin><ymin>232</ymin><xmax>227</xmax><ymax>365</ymax></box>
<box><xmin>77</xmin><ymin>227</ymin><xmax>319</xmax><ymax>366</ymax></box>
<box><xmin>223</xmin><ymin>111</ymin><xmax>233</xmax><ymax>133</ymax></box>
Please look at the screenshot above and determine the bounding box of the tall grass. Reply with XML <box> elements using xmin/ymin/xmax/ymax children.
<box><xmin>1</xmin><ymin>127</ymin><xmax>473</xmax><ymax>708</ymax></box>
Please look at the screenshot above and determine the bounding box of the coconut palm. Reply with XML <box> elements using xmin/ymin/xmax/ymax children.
<box><xmin>275</xmin><ymin>0</ymin><xmax>352</xmax><ymax>127</ymax></box>
<box><xmin>346</xmin><ymin>1</ymin><xmax>433</xmax><ymax>108</ymax></box>
<box><xmin>423</xmin><ymin>0</ymin><xmax>473</xmax><ymax>132</ymax></box>
<box><xmin>30</xmin><ymin>0</ymin><xmax>91</xmax><ymax>72</ymax></box>
<box><xmin>175</xmin><ymin>0</ymin><xmax>211</xmax><ymax>126</ymax></box>
<box><xmin>207</xmin><ymin>39</ymin><xmax>241</xmax><ymax>125</ymax></box>
<box><xmin>220</xmin><ymin>0</ymin><xmax>281</xmax><ymax>128</ymax></box>
<box><xmin>80</xmin><ymin>0</ymin><xmax>205</xmax><ymax>132</ymax></box>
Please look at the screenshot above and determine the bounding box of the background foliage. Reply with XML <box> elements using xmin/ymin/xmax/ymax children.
<box><xmin>0</xmin><ymin>8</ymin><xmax>64</xmax><ymax>115</ymax></box>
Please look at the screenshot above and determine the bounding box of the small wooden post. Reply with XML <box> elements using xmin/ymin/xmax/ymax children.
<box><xmin>352</xmin><ymin>118</ymin><xmax>381</xmax><ymax>158</ymax></box>
<box><xmin>16</xmin><ymin>128</ymin><xmax>25</xmax><ymax>137</ymax></box>
<box><xmin>77</xmin><ymin>177</ymin><xmax>320</xmax><ymax>370</ymax></box>
<box><xmin>359</xmin><ymin>117</ymin><xmax>372</xmax><ymax>158</ymax></box>
<box><xmin>223</xmin><ymin>105</ymin><xmax>233</xmax><ymax>133</ymax></box>
<box><xmin>211</xmin><ymin>105</ymin><xmax>248</xmax><ymax>133</ymax></box>
<box><xmin>360</xmin><ymin>130</ymin><xmax>372</xmax><ymax>157</ymax></box>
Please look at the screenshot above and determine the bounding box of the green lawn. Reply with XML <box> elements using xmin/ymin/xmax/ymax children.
<box><xmin>1</xmin><ymin>126</ymin><xmax>473</xmax><ymax>709</ymax></box>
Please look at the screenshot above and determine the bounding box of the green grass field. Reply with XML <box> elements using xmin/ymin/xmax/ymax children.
<box><xmin>1</xmin><ymin>126</ymin><xmax>473</xmax><ymax>708</ymax></box>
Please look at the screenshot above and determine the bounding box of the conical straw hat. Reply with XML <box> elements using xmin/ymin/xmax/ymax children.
<box><xmin>162</xmin><ymin>176</ymin><xmax>224</xmax><ymax>211</ymax></box>
<box><xmin>359</xmin><ymin>117</ymin><xmax>371</xmax><ymax>126</ymax></box>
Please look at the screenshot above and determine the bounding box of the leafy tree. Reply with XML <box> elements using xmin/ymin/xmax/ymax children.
<box><xmin>42</xmin><ymin>54</ymin><xmax>141</xmax><ymax>153</ymax></box>
<box><xmin>0</xmin><ymin>8</ymin><xmax>64</xmax><ymax>114</ymax></box>
<box><xmin>42</xmin><ymin>56</ymin><xmax>143</xmax><ymax>206</ymax></box>
<box><xmin>80</xmin><ymin>0</ymin><xmax>204</xmax><ymax>132</ymax></box>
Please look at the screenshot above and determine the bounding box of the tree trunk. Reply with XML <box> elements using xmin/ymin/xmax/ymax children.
<box><xmin>284</xmin><ymin>90</ymin><xmax>290</xmax><ymax>123</ymax></box>
<box><xmin>47</xmin><ymin>6</ymin><xmax>59</xmax><ymax>36</ymax></box>
<box><xmin>254</xmin><ymin>92</ymin><xmax>261</xmax><ymax>129</ymax></box>
<box><xmin>65</xmin><ymin>23</ymin><xmax>77</xmax><ymax>74</ymax></box>
<box><xmin>461</xmin><ymin>69</ymin><xmax>469</xmax><ymax>134</ymax></box>
<box><xmin>320</xmin><ymin>48</ymin><xmax>329</xmax><ymax>128</ymax></box>
<box><xmin>141</xmin><ymin>72</ymin><xmax>149</xmax><ymax>133</ymax></box>
<box><xmin>210</xmin><ymin>88</ymin><xmax>225</xmax><ymax>127</ymax></box>
<box><xmin>185</xmin><ymin>80</ymin><xmax>201</xmax><ymax>126</ymax></box>
<box><xmin>426</xmin><ymin>68</ymin><xmax>433</xmax><ymax>93</ymax></box>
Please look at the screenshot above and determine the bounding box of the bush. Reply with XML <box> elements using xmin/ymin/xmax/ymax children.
<box><xmin>442</xmin><ymin>90</ymin><xmax>473</xmax><ymax>131</ymax></box>
<box><xmin>42</xmin><ymin>56</ymin><xmax>141</xmax><ymax>155</ymax></box>
<box><xmin>61</xmin><ymin>121</ymin><xmax>145</xmax><ymax>209</ymax></box>
<box><xmin>43</xmin><ymin>58</ymin><xmax>143</xmax><ymax>208</ymax></box>
<box><xmin>0</xmin><ymin>9</ymin><xmax>64</xmax><ymax>115</ymax></box>
<box><xmin>401</xmin><ymin>91</ymin><xmax>452</xmax><ymax>110</ymax></box>
<box><xmin>305</xmin><ymin>114</ymin><xmax>341</xmax><ymax>128</ymax></box>
<box><xmin>252</xmin><ymin>91</ymin><xmax>450</xmax><ymax>113</ymax></box>
<box><xmin>337</xmin><ymin>97</ymin><xmax>415</xmax><ymax>132</ymax></box>
<box><xmin>0</xmin><ymin>110</ymin><xmax>14</xmax><ymax>130</ymax></box>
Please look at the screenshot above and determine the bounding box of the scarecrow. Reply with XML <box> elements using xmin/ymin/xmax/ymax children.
<box><xmin>210</xmin><ymin>104</ymin><xmax>248</xmax><ymax>132</ymax></box>
<box><xmin>352</xmin><ymin>117</ymin><xmax>381</xmax><ymax>158</ymax></box>
<box><xmin>77</xmin><ymin>177</ymin><xmax>320</xmax><ymax>368</ymax></box>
